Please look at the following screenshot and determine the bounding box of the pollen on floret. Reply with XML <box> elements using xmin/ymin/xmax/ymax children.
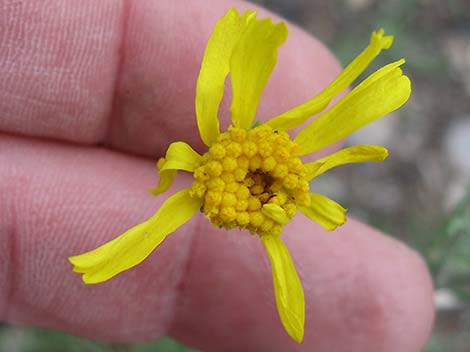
<box><xmin>259</xmin><ymin>192</ymin><xmax>270</xmax><ymax>203</ymax></box>
<box><xmin>237</xmin><ymin>156</ymin><xmax>250</xmax><ymax>169</ymax></box>
<box><xmin>298</xmin><ymin>180</ymin><xmax>310</xmax><ymax>193</ymax></box>
<box><xmin>236</xmin><ymin>212</ymin><xmax>250</xmax><ymax>226</ymax></box>
<box><xmin>273</xmin><ymin>146</ymin><xmax>290</xmax><ymax>162</ymax></box>
<box><xmin>235</xmin><ymin>199</ymin><xmax>248</xmax><ymax>211</ymax></box>
<box><xmin>242</xmin><ymin>141</ymin><xmax>258</xmax><ymax>157</ymax></box>
<box><xmin>249</xmin><ymin>155</ymin><xmax>262</xmax><ymax>171</ymax></box>
<box><xmin>272</xmin><ymin>164</ymin><xmax>289</xmax><ymax>178</ymax></box>
<box><xmin>206</xmin><ymin>160</ymin><xmax>222</xmax><ymax>177</ymax></box>
<box><xmin>262</xmin><ymin>156</ymin><xmax>277</xmax><ymax>172</ymax></box>
<box><xmin>260</xmin><ymin>218</ymin><xmax>274</xmax><ymax>232</ymax></box>
<box><xmin>258</xmin><ymin>141</ymin><xmax>272</xmax><ymax>158</ymax></box>
<box><xmin>236</xmin><ymin>185</ymin><xmax>250</xmax><ymax>199</ymax></box>
<box><xmin>225</xmin><ymin>182</ymin><xmax>239</xmax><ymax>193</ymax></box>
<box><xmin>222</xmin><ymin>192</ymin><xmax>237</xmax><ymax>206</ymax></box>
<box><xmin>226</xmin><ymin>142</ymin><xmax>242</xmax><ymax>158</ymax></box>
<box><xmin>190</xmin><ymin>181</ymin><xmax>206</xmax><ymax>198</ymax></box>
<box><xmin>250</xmin><ymin>184</ymin><xmax>264</xmax><ymax>196</ymax></box>
<box><xmin>220</xmin><ymin>206</ymin><xmax>236</xmax><ymax>222</ymax></box>
<box><xmin>222</xmin><ymin>157</ymin><xmax>238</xmax><ymax>172</ymax></box>
<box><xmin>268</xmin><ymin>193</ymin><xmax>287</xmax><ymax>206</ymax></box>
<box><xmin>271</xmin><ymin>224</ymin><xmax>283</xmax><ymax>236</ymax></box>
<box><xmin>288</xmin><ymin>158</ymin><xmax>303</xmax><ymax>172</ymax></box>
<box><xmin>295</xmin><ymin>193</ymin><xmax>311</xmax><ymax>207</ymax></box>
<box><xmin>229</xmin><ymin>126</ymin><xmax>247</xmax><ymax>142</ymax></box>
<box><xmin>249</xmin><ymin>211</ymin><xmax>264</xmax><ymax>227</ymax></box>
<box><xmin>191</xmin><ymin>124</ymin><xmax>310</xmax><ymax>236</ymax></box>
<box><xmin>194</xmin><ymin>166</ymin><xmax>209</xmax><ymax>181</ymax></box>
<box><xmin>234</xmin><ymin>168</ymin><xmax>247</xmax><ymax>181</ymax></box>
<box><xmin>283</xmin><ymin>173</ymin><xmax>299</xmax><ymax>189</ymax></box>
<box><xmin>243</xmin><ymin>176</ymin><xmax>255</xmax><ymax>187</ymax></box>
<box><xmin>207</xmin><ymin>178</ymin><xmax>225</xmax><ymax>191</ymax></box>
<box><xmin>210</xmin><ymin>143</ymin><xmax>226</xmax><ymax>159</ymax></box>
<box><xmin>206</xmin><ymin>190</ymin><xmax>222</xmax><ymax>206</ymax></box>
<box><xmin>284</xmin><ymin>203</ymin><xmax>297</xmax><ymax>218</ymax></box>
<box><xmin>248</xmin><ymin>196</ymin><xmax>262</xmax><ymax>210</ymax></box>
<box><xmin>221</xmin><ymin>172</ymin><xmax>235</xmax><ymax>183</ymax></box>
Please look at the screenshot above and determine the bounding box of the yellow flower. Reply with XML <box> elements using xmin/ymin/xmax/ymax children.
<box><xmin>69</xmin><ymin>8</ymin><xmax>411</xmax><ymax>343</ymax></box>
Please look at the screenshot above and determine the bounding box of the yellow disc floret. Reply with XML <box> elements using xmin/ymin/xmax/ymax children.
<box><xmin>190</xmin><ymin>124</ymin><xmax>310</xmax><ymax>236</ymax></box>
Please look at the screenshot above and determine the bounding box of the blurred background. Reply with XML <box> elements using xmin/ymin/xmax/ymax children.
<box><xmin>1</xmin><ymin>0</ymin><xmax>469</xmax><ymax>351</ymax></box>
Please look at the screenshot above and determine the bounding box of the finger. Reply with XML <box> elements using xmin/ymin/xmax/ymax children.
<box><xmin>0</xmin><ymin>135</ymin><xmax>434</xmax><ymax>351</ymax></box>
<box><xmin>0</xmin><ymin>0</ymin><xmax>341</xmax><ymax>157</ymax></box>
<box><xmin>0</xmin><ymin>134</ymin><xmax>190</xmax><ymax>339</ymax></box>
<box><xmin>171</xmin><ymin>216</ymin><xmax>434</xmax><ymax>352</ymax></box>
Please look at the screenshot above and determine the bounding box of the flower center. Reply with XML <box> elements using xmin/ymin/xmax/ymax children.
<box><xmin>190</xmin><ymin>124</ymin><xmax>310</xmax><ymax>236</ymax></box>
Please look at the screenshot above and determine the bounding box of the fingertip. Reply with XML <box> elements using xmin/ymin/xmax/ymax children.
<box><xmin>294</xmin><ymin>219</ymin><xmax>435</xmax><ymax>351</ymax></box>
<box><xmin>387</xmin><ymin>244</ymin><xmax>435</xmax><ymax>350</ymax></box>
<box><xmin>170</xmin><ymin>217</ymin><xmax>434</xmax><ymax>351</ymax></box>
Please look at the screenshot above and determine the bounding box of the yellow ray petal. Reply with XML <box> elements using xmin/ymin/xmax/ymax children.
<box><xmin>261</xmin><ymin>235</ymin><xmax>305</xmax><ymax>343</ymax></box>
<box><xmin>262</xmin><ymin>203</ymin><xmax>290</xmax><ymax>225</ymax></box>
<box><xmin>196</xmin><ymin>8</ymin><xmax>250</xmax><ymax>146</ymax></box>
<box><xmin>148</xmin><ymin>158</ymin><xmax>176</xmax><ymax>196</ymax></box>
<box><xmin>230</xmin><ymin>14</ymin><xmax>288</xmax><ymax>130</ymax></box>
<box><xmin>295</xmin><ymin>59</ymin><xmax>411</xmax><ymax>155</ymax></box>
<box><xmin>299</xmin><ymin>193</ymin><xmax>347</xmax><ymax>231</ymax></box>
<box><xmin>159</xmin><ymin>141</ymin><xmax>202</xmax><ymax>172</ymax></box>
<box><xmin>305</xmin><ymin>145</ymin><xmax>388</xmax><ymax>180</ymax></box>
<box><xmin>70</xmin><ymin>221</ymin><xmax>149</xmax><ymax>274</ymax></box>
<box><xmin>68</xmin><ymin>189</ymin><xmax>202</xmax><ymax>284</ymax></box>
<box><xmin>149</xmin><ymin>141</ymin><xmax>202</xmax><ymax>196</ymax></box>
<box><xmin>267</xmin><ymin>29</ymin><xmax>394</xmax><ymax>131</ymax></box>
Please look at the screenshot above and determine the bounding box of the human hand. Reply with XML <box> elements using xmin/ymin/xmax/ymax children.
<box><xmin>0</xmin><ymin>1</ymin><xmax>434</xmax><ymax>351</ymax></box>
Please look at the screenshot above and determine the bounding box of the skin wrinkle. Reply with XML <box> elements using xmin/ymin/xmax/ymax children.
<box><xmin>167</xmin><ymin>210</ymin><xmax>203</xmax><ymax>338</ymax></box>
<box><xmin>0</xmin><ymin>0</ymin><xmax>341</xmax><ymax>158</ymax></box>
<box><xmin>103</xmin><ymin>0</ymin><xmax>130</xmax><ymax>146</ymax></box>
<box><xmin>152</xmin><ymin>191</ymin><xmax>203</xmax><ymax>339</ymax></box>
<box><xmin>5</xmin><ymin>200</ymin><xmax>16</xmax><ymax>321</ymax></box>
<box><xmin>104</xmin><ymin>0</ymin><xmax>206</xmax><ymax>156</ymax></box>
<box><xmin>1</xmin><ymin>191</ymin><xmax>15</xmax><ymax>319</ymax></box>
<box><xmin>0</xmin><ymin>1</ymin><xmax>435</xmax><ymax>350</ymax></box>
<box><xmin>0</xmin><ymin>157</ymin><xmax>31</xmax><ymax>321</ymax></box>
<box><xmin>0</xmin><ymin>88</ymin><xmax>434</xmax><ymax>350</ymax></box>
<box><xmin>172</xmin><ymin>217</ymin><xmax>433</xmax><ymax>352</ymax></box>
<box><xmin>0</xmin><ymin>134</ymin><xmax>201</xmax><ymax>339</ymax></box>
<box><xmin>0</xmin><ymin>1</ymin><xmax>121</xmax><ymax>144</ymax></box>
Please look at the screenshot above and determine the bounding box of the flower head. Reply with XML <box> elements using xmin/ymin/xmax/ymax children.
<box><xmin>69</xmin><ymin>8</ymin><xmax>411</xmax><ymax>344</ymax></box>
<box><xmin>191</xmin><ymin>124</ymin><xmax>308</xmax><ymax>237</ymax></box>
